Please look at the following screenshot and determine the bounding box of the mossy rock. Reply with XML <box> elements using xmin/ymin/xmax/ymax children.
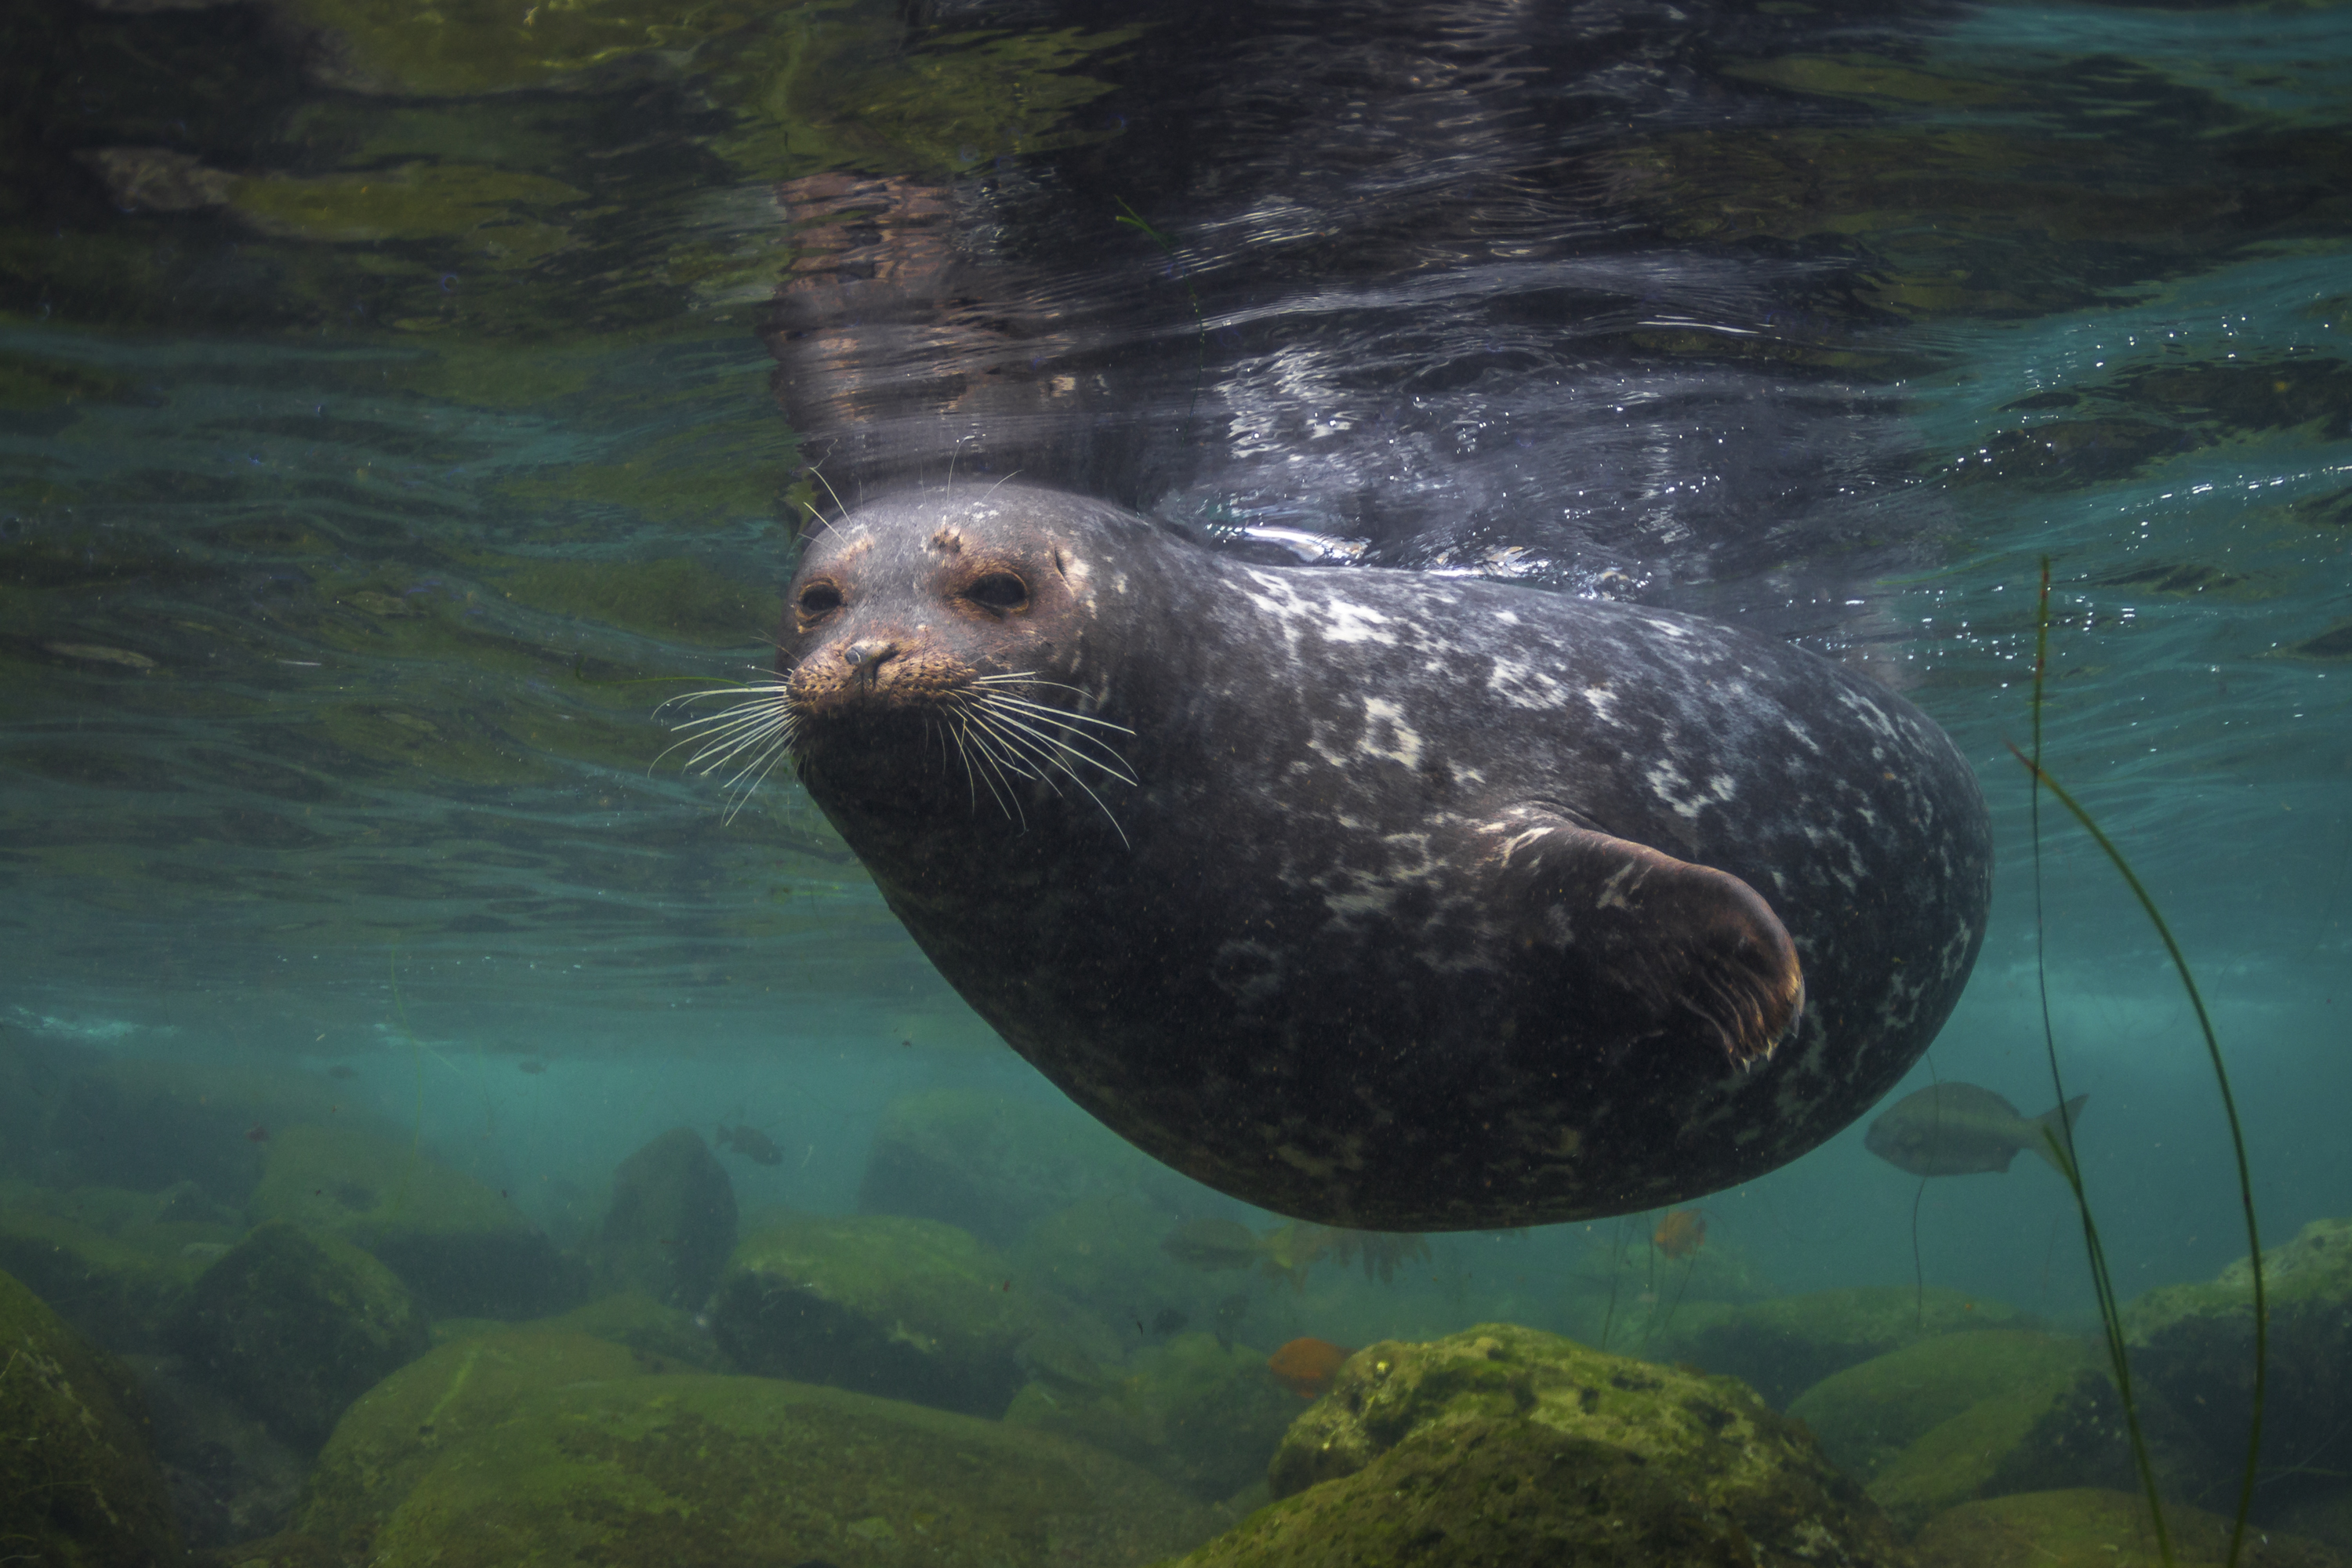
<box><xmin>1005</xmin><ymin>1329</ymin><xmax>1300</xmax><ymax>1501</ymax></box>
<box><xmin>297</xmin><ymin>1327</ymin><xmax>658</xmax><ymax>1555</ymax></box>
<box><xmin>0</xmin><ymin>1184</ymin><xmax>209</xmax><ymax>1352</ymax></box>
<box><xmin>2125</xmin><ymin>1217</ymin><xmax>2352</xmax><ymax>1517</ymax></box>
<box><xmin>1647</xmin><ymin>1285</ymin><xmax>2024</xmax><ymax>1406</ymax></box>
<box><xmin>589</xmin><ymin>1126</ymin><xmax>735</xmax><ymax>1311</ymax></box>
<box><xmin>0</xmin><ymin>1265</ymin><xmax>184</xmax><ymax>1568</ymax></box>
<box><xmin>1788</xmin><ymin>1329</ymin><xmax>2096</xmax><ymax>1481</ymax></box>
<box><xmin>532</xmin><ymin>1289</ymin><xmax>730</xmax><ymax>1370</ymax></box>
<box><xmin>1914</xmin><ymin>1488</ymin><xmax>2347</xmax><ymax>1568</ymax></box>
<box><xmin>858</xmin><ymin>1087</ymin><xmax>1167</xmax><ymax>1248</ymax></box>
<box><xmin>172</xmin><ymin>1218</ymin><xmax>430</xmax><ymax>1450</ymax></box>
<box><xmin>305</xmin><ymin>1355</ymin><xmax>1225</xmax><ymax>1568</ymax></box>
<box><xmin>710</xmin><ymin>1211</ymin><xmax>1103</xmax><ymax>1417</ymax></box>
<box><xmin>246</xmin><ymin>1123</ymin><xmax>586</xmax><ymax>1318</ymax></box>
<box><xmin>1173</xmin><ymin>1323</ymin><xmax>1904</xmax><ymax>1567</ymax></box>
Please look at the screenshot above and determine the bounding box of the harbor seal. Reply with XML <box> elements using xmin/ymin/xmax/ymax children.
<box><xmin>724</xmin><ymin>483</ymin><xmax>1990</xmax><ymax>1230</ymax></box>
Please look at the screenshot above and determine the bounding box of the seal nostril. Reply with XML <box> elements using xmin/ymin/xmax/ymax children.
<box><xmin>844</xmin><ymin>638</ymin><xmax>898</xmax><ymax>670</ymax></box>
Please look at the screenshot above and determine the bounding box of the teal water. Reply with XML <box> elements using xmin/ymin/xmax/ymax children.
<box><xmin>3</xmin><ymin>0</ymin><xmax>2350</xmax><ymax>1553</ymax></box>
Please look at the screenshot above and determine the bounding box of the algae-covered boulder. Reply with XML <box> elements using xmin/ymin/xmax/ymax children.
<box><xmin>2127</xmin><ymin>1216</ymin><xmax>2352</xmax><ymax>1517</ymax></box>
<box><xmin>297</xmin><ymin>1338</ymin><xmax>1226</xmax><ymax>1568</ymax></box>
<box><xmin>0</xmin><ymin>1265</ymin><xmax>185</xmax><ymax>1568</ymax></box>
<box><xmin>710</xmin><ymin>1210</ymin><xmax>1105</xmax><ymax>1417</ymax></box>
<box><xmin>1789</xmin><ymin>1329</ymin><xmax>2218</xmax><ymax>1530</ymax></box>
<box><xmin>245</xmin><ymin>1123</ymin><xmax>586</xmax><ymax>1318</ymax></box>
<box><xmin>121</xmin><ymin>1350</ymin><xmax>307</xmax><ymax>1549</ymax></box>
<box><xmin>1172</xmin><ymin>1323</ymin><xmax>1906</xmax><ymax>1568</ymax></box>
<box><xmin>858</xmin><ymin>1087</ymin><xmax>1167</xmax><ymax>1247</ymax></box>
<box><xmin>532</xmin><ymin>1288</ymin><xmax>730</xmax><ymax>1370</ymax></box>
<box><xmin>0</xmin><ymin>1180</ymin><xmax>210</xmax><ymax>1351</ymax></box>
<box><xmin>1649</xmin><ymin>1284</ymin><xmax>2025</xmax><ymax>1406</ymax></box>
<box><xmin>172</xmin><ymin>1218</ymin><xmax>430</xmax><ymax>1449</ymax></box>
<box><xmin>1914</xmin><ymin>1488</ymin><xmax>2347</xmax><ymax>1568</ymax></box>
<box><xmin>1005</xmin><ymin>1329</ymin><xmax>1301</xmax><ymax>1501</ymax></box>
<box><xmin>590</xmin><ymin>1125</ymin><xmax>735</xmax><ymax>1310</ymax></box>
<box><xmin>297</xmin><ymin>1327</ymin><xmax>659</xmax><ymax>1555</ymax></box>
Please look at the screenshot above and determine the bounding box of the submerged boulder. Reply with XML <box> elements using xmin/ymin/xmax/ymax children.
<box><xmin>1788</xmin><ymin>1328</ymin><xmax>2219</xmax><ymax>1530</ymax></box>
<box><xmin>1914</xmin><ymin>1488</ymin><xmax>2347</xmax><ymax>1568</ymax></box>
<box><xmin>590</xmin><ymin>1126</ymin><xmax>736</xmax><ymax>1310</ymax></box>
<box><xmin>0</xmin><ymin>1180</ymin><xmax>212</xmax><ymax>1351</ymax></box>
<box><xmin>245</xmin><ymin>1123</ymin><xmax>586</xmax><ymax>1318</ymax></box>
<box><xmin>858</xmin><ymin>1087</ymin><xmax>1168</xmax><ymax>1247</ymax></box>
<box><xmin>120</xmin><ymin>1350</ymin><xmax>307</xmax><ymax>1550</ymax></box>
<box><xmin>172</xmin><ymin>1218</ymin><xmax>430</xmax><ymax>1450</ymax></box>
<box><xmin>710</xmin><ymin>1210</ymin><xmax>1111</xmax><ymax>1418</ymax></box>
<box><xmin>0</xmin><ymin>1265</ymin><xmax>185</xmax><ymax>1568</ymax></box>
<box><xmin>1647</xmin><ymin>1284</ymin><xmax>2026</xmax><ymax>1406</ymax></box>
<box><xmin>1171</xmin><ymin>1323</ymin><xmax>1907</xmax><ymax>1568</ymax></box>
<box><xmin>291</xmin><ymin>1323</ymin><xmax>1226</xmax><ymax>1568</ymax></box>
<box><xmin>2126</xmin><ymin>1216</ymin><xmax>2352</xmax><ymax>1519</ymax></box>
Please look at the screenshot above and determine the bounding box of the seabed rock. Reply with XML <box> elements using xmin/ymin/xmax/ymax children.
<box><xmin>0</xmin><ymin>1178</ymin><xmax>212</xmax><ymax>1351</ymax></box>
<box><xmin>245</xmin><ymin>1123</ymin><xmax>586</xmax><ymax>1319</ymax></box>
<box><xmin>0</xmin><ymin>1265</ymin><xmax>185</xmax><ymax>1568</ymax></box>
<box><xmin>590</xmin><ymin>1124</ymin><xmax>736</xmax><ymax>1310</ymax></box>
<box><xmin>710</xmin><ymin>1210</ymin><xmax>1116</xmax><ymax>1417</ymax></box>
<box><xmin>1647</xmin><ymin>1284</ymin><xmax>2027</xmax><ymax>1406</ymax></box>
<box><xmin>1913</xmin><ymin>1488</ymin><xmax>2348</xmax><ymax>1568</ymax></box>
<box><xmin>282</xmin><ymin>1323</ymin><xmax>1226</xmax><ymax>1568</ymax></box>
<box><xmin>172</xmin><ymin>1218</ymin><xmax>430</xmax><ymax>1450</ymax></box>
<box><xmin>2127</xmin><ymin>1215</ymin><xmax>2352</xmax><ymax>1519</ymax></box>
<box><xmin>120</xmin><ymin>1351</ymin><xmax>307</xmax><ymax>1549</ymax></box>
<box><xmin>1171</xmin><ymin>1322</ymin><xmax>1908</xmax><ymax>1568</ymax></box>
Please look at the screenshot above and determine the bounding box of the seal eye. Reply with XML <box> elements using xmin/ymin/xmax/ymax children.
<box><xmin>963</xmin><ymin>572</ymin><xmax>1029</xmax><ymax>613</ymax></box>
<box><xmin>798</xmin><ymin>582</ymin><xmax>844</xmax><ymax>619</ymax></box>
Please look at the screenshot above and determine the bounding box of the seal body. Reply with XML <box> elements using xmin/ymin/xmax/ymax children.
<box><xmin>774</xmin><ymin>485</ymin><xmax>1991</xmax><ymax>1230</ymax></box>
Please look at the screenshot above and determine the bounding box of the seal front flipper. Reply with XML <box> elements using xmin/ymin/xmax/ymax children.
<box><xmin>1490</xmin><ymin>808</ymin><xmax>1805</xmax><ymax>1069</ymax></box>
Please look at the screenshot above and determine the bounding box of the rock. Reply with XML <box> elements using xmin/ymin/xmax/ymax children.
<box><xmin>2274</xmin><ymin>1492</ymin><xmax>2352</xmax><ymax>1554</ymax></box>
<box><xmin>1914</xmin><ymin>1488</ymin><xmax>2348</xmax><ymax>1568</ymax></box>
<box><xmin>120</xmin><ymin>1352</ymin><xmax>307</xmax><ymax>1549</ymax></box>
<box><xmin>1788</xmin><ymin>1329</ymin><xmax>2219</xmax><ymax>1531</ymax></box>
<box><xmin>1171</xmin><ymin>1323</ymin><xmax>1906</xmax><ymax>1568</ymax></box>
<box><xmin>245</xmin><ymin>1123</ymin><xmax>587</xmax><ymax>1318</ymax></box>
<box><xmin>1647</xmin><ymin>1284</ymin><xmax>2027</xmax><ymax>1406</ymax></box>
<box><xmin>710</xmin><ymin>1210</ymin><xmax>1109</xmax><ymax>1418</ymax></box>
<box><xmin>172</xmin><ymin>1218</ymin><xmax>430</xmax><ymax>1450</ymax></box>
<box><xmin>2127</xmin><ymin>1216</ymin><xmax>2352</xmax><ymax>1519</ymax></box>
<box><xmin>532</xmin><ymin>1289</ymin><xmax>730</xmax><ymax>1370</ymax></box>
<box><xmin>858</xmin><ymin>1087</ymin><xmax>1169</xmax><ymax>1247</ymax></box>
<box><xmin>590</xmin><ymin>1126</ymin><xmax>735</xmax><ymax>1309</ymax></box>
<box><xmin>0</xmin><ymin>1179</ymin><xmax>213</xmax><ymax>1352</ymax></box>
<box><xmin>292</xmin><ymin>1324</ymin><xmax>1228</xmax><ymax>1568</ymax></box>
<box><xmin>0</xmin><ymin>1265</ymin><xmax>185</xmax><ymax>1568</ymax></box>
<box><xmin>1004</xmin><ymin>1328</ymin><xmax>1300</xmax><ymax>1501</ymax></box>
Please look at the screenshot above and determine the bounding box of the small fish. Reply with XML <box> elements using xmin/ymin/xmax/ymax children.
<box><xmin>1864</xmin><ymin>1083</ymin><xmax>2089</xmax><ymax>1177</ymax></box>
<box><xmin>1267</xmin><ymin>1337</ymin><xmax>1352</xmax><ymax>1399</ymax></box>
<box><xmin>244</xmin><ymin>1123</ymin><xmax>268</xmax><ymax>1143</ymax></box>
<box><xmin>517</xmin><ymin>1058</ymin><xmax>546</xmax><ymax>1075</ymax></box>
<box><xmin>715</xmin><ymin>1123</ymin><xmax>784</xmax><ymax>1166</ymax></box>
<box><xmin>1149</xmin><ymin>1306</ymin><xmax>1189</xmax><ymax>1337</ymax></box>
<box><xmin>326</xmin><ymin>1064</ymin><xmax>357</xmax><ymax>1080</ymax></box>
<box><xmin>1652</xmin><ymin>1207</ymin><xmax>1706</xmax><ymax>1261</ymax></box>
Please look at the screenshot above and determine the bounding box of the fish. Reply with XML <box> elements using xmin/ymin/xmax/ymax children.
<box><xmin>1652</xmin><ymin>1207</ymin><xmax>1706</xmax><ymax>1261</ymax></box>
<box><xmin>243</xmin><ymin>1123</ymin><xmax>268</xmax><ymax>1143</ymax></box>
<box><xmin>715</xmin><ymin>1124</ymin><xmax>785</xmax><ymax>1165</ymax></box>
<box><xmin>326</xmin><ymin>1064</ymin><xmax>357</xmax><ymax>1080</ymax></box>
<box><xmin>1267</xmin><ymin>1337</ymin><xmax>1352</xmax><ymax>1399</ymax></box>
<box><xmin>1864</xmin><ymin>1083</ymin><xmax>2089</xmax><ymax>1177</ymax></box>
<box><xmin>518</xmin><ymin>1058</ymin><xmax>546</xmax><ymax>1075</ymax></box>
<box><xmin>1210</xmin><ymin>1292</ymin><xmax>1250</xmax><ymax>1351</ymax></box>
<box><xmin>1160</xmin><ymin>1217</ymin><xmax>1261</xmax><ymax>1272</ymax></box>
<box><xmin>1148</xmin><ymin>1306</ymin><xmax>1189</xmax><ymax>1337</ymax></box>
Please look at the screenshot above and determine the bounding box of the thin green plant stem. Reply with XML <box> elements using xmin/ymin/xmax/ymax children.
<box><xmin>2017</xmin><ymin>557</ymin><xmax>2265</xmax><ymax>1568</ymax></box>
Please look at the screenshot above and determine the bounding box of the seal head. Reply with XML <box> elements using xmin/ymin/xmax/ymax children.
<box><xmin>750</xmin><ymin>483</ymin><xmax>1989</xmax><ymax>1230</ymax></box>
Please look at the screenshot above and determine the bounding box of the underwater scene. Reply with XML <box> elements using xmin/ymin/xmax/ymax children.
<box><xmin>2</xmin><ymin>0</ymin><xmax>2349</xmax><ymax>1564</ymax></box>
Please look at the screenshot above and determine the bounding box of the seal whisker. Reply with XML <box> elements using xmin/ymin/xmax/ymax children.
<box><xmin>947</xmin><ymin>706</ymin><xmax>1028</xmax><ymax>828</ymax></box>
<box><xmin>969</xmin><ymin>673</ymin><xmax>1137</xmax><ymax>731</ymax></box>
<box><xmin>964</xmin><ymin>701</ymin><xmax>1131</xmax><ymax>848</ymax></box>
<box><xmin>971</xmin><ymin>687</ymin><xmax>1138</xmax><ymax>742</ymax></box>
<box><xmin>971</xmin><ymin>693</ymin><xmax>1140</xmax><ymax>788</ymax></box>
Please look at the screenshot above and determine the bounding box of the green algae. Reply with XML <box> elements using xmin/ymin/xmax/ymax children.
<box><xmin>1647</xmin><ymin>1284</ymin><xmax>2025</xmax><ymax>1408</ymax></box>
<box><xmin>1913</xmin><ymin>1489</ymin><xmax>2344</xmax><ymax>1568</ymax></box>
<box><xmin>1788</xmin><ymin>1329</ymin><xmax>2097</xmax><ymax>1483</ymax></box>
<box><xmin>1178</xmin><ymin>1323</ymin><xmax>1904</xmax><ymax>1568</ymax></box>
<box><xmin>174</xmin><ymin>1219</ymin><xmax>430</xmax><ymax>1449</ymax></box>
<box><xmin>0</xmin><ymin>1266</ymin><xmax>185</xmax><ymax>1568</ymax></box>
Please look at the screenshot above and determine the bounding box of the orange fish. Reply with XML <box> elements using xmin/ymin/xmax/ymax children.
<box><xmin>1267</xmin><ymin>1337</ymin><xmax>1352</xmax><ymax>1399</ymax></box>
<box><xmin>1652</xmin><ymin>1207</ymin><xmax>1706</xmax><ymax>1261</ymax></box>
